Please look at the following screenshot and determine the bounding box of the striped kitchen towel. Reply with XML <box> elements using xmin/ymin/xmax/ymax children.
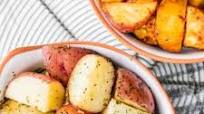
<box><xmin>0</xmin><ymin>0</ymin><xmax>203</xmax><ymax>113</ymax></box>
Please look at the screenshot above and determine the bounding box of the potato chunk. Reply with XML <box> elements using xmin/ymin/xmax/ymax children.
<box><xmin>114</xmin><ymin>68</ymin><xmax>155</xmax><ymax>113</ymax></box>
<box><xmin>127</xmin><ymin>0</ymin><xmax>156</xmax><ymax>3</ymax></box>
<box><xmin>56</xmin><ymin>105</ymin><xmax>92</xmax><ymax>114</ymax></box>
<box><xmin>101</xmin><ymin>0</ymin><xmax>124</xmax><ymax>2</ymax></box>
<box><xmin>68</xmin><ymin>54</ymin><xmax>115</xmax><ymax>113</ymax></box>
<box><xmin>42</xmin><ymin>46</ymin><xmax>92</xmax><ymax>86</ymax></box>
<box><xmin>0</xmin><ymin>100</ymin><xmax>54</xmax><ymax>114</ymax></box>
<box><xmin>155</xmin><ymin>0</ymin><xmax>187</xmax><ymax>52</ymax></box>
<box><xmin>134</xmin><ymin>18</ymin><xmax>157</xmax><ymax>45</ymax></box>
<box><xmin>102</xmin><ymin>99</ymin><xmax>150</xmax><ymax>114</ymax></box>
<box><xmin>102</xmin><ymin>2</ymin><xmax>157</xmax><ymax>32</ymax></box>
<box><xmin>184</xmin><ymin>6</ymin><xmax>204</xmax><ymax>49</ymax></box>
<box><xmin>5</xmin><ymin>72</ymin><xmax>65</xmax><ymax>112</ymax></box>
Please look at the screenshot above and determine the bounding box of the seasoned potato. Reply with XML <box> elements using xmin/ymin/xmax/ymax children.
<box><xmin>114</xmin><ymin>68</ymin><xmax>155</xmax><ymax>113</ymax></box>
<box><xmin>101</xmin><ymin>0</ymin><xmax>124</xmax><ymax>2</ymax></box>
<box><xmin>155</xmin><ymin>0</ymin><xmax>187</xmax><ymax>52</ymax></box>
<box><xmin>42</xmin><ymin>46</ymin><xmax>65</xmax><ymax>85</ymax></box>
<box><xmin>56</xmin><ymin>105</ymin><xmax>91</xmax><ymax>114</ymax></box>
<box><xmin>43</xmin><ymin>46</ymin><xmax>92</xmax><ymax>86</ymax></box>
<box><xmin>127</xmin><ymin>0</ymin><xmax>156</xmax><ymax>3</ymax></box>
<box><xmin>189</xmin><ymin>0</ymin><xmax>204</xmax><ymax>8</ymax></box>
<box><xmin>5</xmin><ymin>72</ymin><xmax>65</xmax><ymax>112</ymax></box>
<box><xmin>68</xmin><ymin>54</ymin><xmax>115</xmax><ymax>113</ymax></box>
<box><xmin>0</xmin><ymin>100</ymin><xmax>54</xmax><ymax>114</ymax></box>
<box><xmin>184</xmin><ymin>6</ymin><xmax>204</xmax><ymax>49</ymax></box>
<box><xmin>102</xmin><ymin>2</ymin><xmax>157</xmax><ymax>32</ymax></box>
<box><xmin>102</xmin><ymin>99</ymin><xmax>150</xmax><ymax>114</ymax></box>
<box><xmin>134</xmin><ymin>18</ymin><xmax>157</xmax><ymax>45</ymax></box>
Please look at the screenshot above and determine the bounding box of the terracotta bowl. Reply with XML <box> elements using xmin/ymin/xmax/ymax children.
<box><xmin>89</xmin><ymin>0</ymin><xmax>204</xmax><ymax>63</ymax></box>
<box><xmin>0</xmin><ymin>41</ymin><xmax>175</xmax><ymax>114</ymax></box>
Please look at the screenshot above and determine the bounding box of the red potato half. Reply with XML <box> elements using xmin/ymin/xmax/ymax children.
<box><xmin>56</xmin><ymin>105</ymin><xmax>92</xmax><ymax>114</ymax></box>
<box><xmin>114</xmin><ymin>68</ymin><xmax>155</xmax><ymax>113</ymax></box>
<box><xmin>5</xmin><ymin>72</ymin><xmax>65</xmax><ymax>113</ymax></box>
<box><xmin>42</xmin><ymin>46</ymin><xmax>93</xmax><ymax>86</ymax></box>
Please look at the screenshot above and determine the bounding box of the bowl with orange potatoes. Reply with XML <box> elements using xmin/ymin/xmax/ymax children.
<box><xmin>0</xmin><ymin>41</ymin><xmax>175</xmax><ymax>114</ymax></box>
<box><xmin>89</xmin><ymin>0</ymin><xmax>204</xmax><ymax>63</ymax></box>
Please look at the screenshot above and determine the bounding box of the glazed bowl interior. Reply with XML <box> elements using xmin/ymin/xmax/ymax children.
<box><xmin>0</xmin><ymin>42</ymin><xmax>174</xmax><ymax>114</ymax></box>
<box><xmin>90</xmin><ymin>0</ymin><xmax>204</xmax><ymax>63</ymax></box>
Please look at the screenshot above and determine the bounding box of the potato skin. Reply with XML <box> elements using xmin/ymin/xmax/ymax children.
<box><xmin>68</xmin><ymin>54</ymin><xmax>115</xmax><ymax>113</ymax></box>
<box><xmin>103</xmin><ymin>99</ymin><xmax>150</xmax><ymax>114</ymax></box>
<box><xmin>42</xmin><ymin>46</ymin><xmax>92</xmax><ymax>86</ymax></box>
<box><xmin>184</xmin><ymin>6</ymin><xmax>204</xmax><ymax>49</ymax></box>
<box><xmin>0</xmin><ymin>100</ymin><xmax>54</xmax><ymax>114</ymax></box>
<box><xmin>102</xmin><ymin>2</ymin><xmax>157</xmax><ymax>33</ymax></box>
<box><xmin>134</xmin><ymin>18</ymin><xmax>157</xmax><ymax>45</ymax></box>
<box><xmin>42</xmin><ymin>46</ymin><xmax>66</xmax><ymax>85</ymax></box>
<box><xmin>114</xmin><ymin>68</ymin><xmax>155</xmax><ymax>113</ymax></box>
<box><xmin>56</xmin><ymin>105</ymin><xmax>91</xmax><ymax>114</ymax></box>
<box><xmin>155</xmin><ymin>0</ymin><xmax>187</xmax><ymax>52</ymax></box>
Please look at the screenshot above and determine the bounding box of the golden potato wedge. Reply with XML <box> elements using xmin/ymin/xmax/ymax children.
<box><xmin>101</xmin><ymin>0</ymin><xmax>124</xmax><ymax>2</ymax></box>
<box><xmin>102</xmin><ymin>2</ymin><xmax>157</xmax><ymax>33</ymax></box>
<box><xmin>184</xmin><ymin>6</ymin><xmax>204</xmax><ymax>49</ymax></box>
<box><xmin>134</xmin><ymin>18</ymin><xmax>157</xmax><ymax>45</ymax></box>
<box><xmin>155</xmin><ymin>0</ymin><xmax>187</xmax><ymax>52</ymax></box>
<box><xmin>127</xmin><ymin>0</ymin><xmax>156</xmax><ymax>3</ymax></box>
<box><xmin>102</xmin><ymin>99</ymin><xmax>150</xmax><ymax>114</ymax></box>
<box><xmin>189</xmin><ymin>0</ymin><xmax>204</xmax><ymax>8</ymax></box>
<box><xmin>69</xmin><ymin>54</ymin><xmax>115</xmax><ymax>113</ymax></box>
<box><xmin>0</xmin><ymin>100</ymin><xmax>54</xmax><ymax>114</ymax></box>
<box><xmin>114</xmin><ymin>68</ymin><xmax>155</xmax><ymax>113</ymax></box>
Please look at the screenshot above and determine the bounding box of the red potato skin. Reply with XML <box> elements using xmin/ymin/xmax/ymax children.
<box><xmin>56</xmin><ymin>105</ymin><xmax>92</xmax><ymax>114</ymax></box>
<box><xmin>62</xmin><ymin>48</ymin><xmax>93</xmax><ymax>79</ymax></box>
<box><xmin>42</xmin><ymin>46</ymin><xmax>67</xmax><ymax>86</ymax></box>
<box><xmin>42</xmin><ymin>46</ymin><xmax>93</xmax><ymax>86</ymax></box>
<box><xmin>115</xmin><ymin>68</ymin><xmax>155</xmax><ymax>113</ymax></box>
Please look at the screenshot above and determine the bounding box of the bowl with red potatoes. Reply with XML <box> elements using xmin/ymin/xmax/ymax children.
<box><xmin>0</xmin><ymin>41</ymin><xmax>174</xmax><ymax>114</ymax></box>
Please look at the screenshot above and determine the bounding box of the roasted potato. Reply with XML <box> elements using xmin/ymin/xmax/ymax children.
<box><xmin>0</xmin><ymin>100</ymin><xmax>54</xmax><ymax>114</ymax></box>
<box><xmin>102</xmin><ymin>99</ymin><xmax>150</xmax><ymax>114</ymax></box>
<box><xmin>134</xmin><ymin>18</ymin><xmax>157</xmax><ymax>45</ymax></box>
<box><xmin>5</xmin><ymin>72</ymin><xmax>65</xmax><ymax>113</ymax></box>
<box><xmin>114</xmin><ymin>68</ymin><xmax>155</xmax><ymax>113</ymax></box>
<box><xmin>127</xmin><ymin>0</ymin><xmax>156</xmax><ymax>3</ymax></box>
<box><xmin>101</xmin><ymin>0</ymin><xmax>124</xmax><ymax>2</ymax></box>
<box><xmin>184</xmin><ymin>6</ymin><xmax>204</xmax><ymax>49</ymax></box>
<box><xmin>43</xmin><ymin>46</ymin><xmax>92</xmax><ymax>86</ymax></box>
<box><xmin>68</xmin><ymin>54</ymin><xmax>115</xmax><ymax>113</ymax></box>
<box><xmin>189</xmin><ymin>0</ymin><xmax>204</xmax><ymax>8</ymax></box>
<box><xmin>56</xmin><ymin>105</ymin><xmax>91</xmax><ymax>114</ymax></box>
<box><xmin>155</xmin><ymin>0</ymin><xmax>187</xmax><ymax>52</ymax></box>
<box><xmin>102</xmin><ymin>2</ymin><xmax>157</xmax><ymax>32</ymax></box>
